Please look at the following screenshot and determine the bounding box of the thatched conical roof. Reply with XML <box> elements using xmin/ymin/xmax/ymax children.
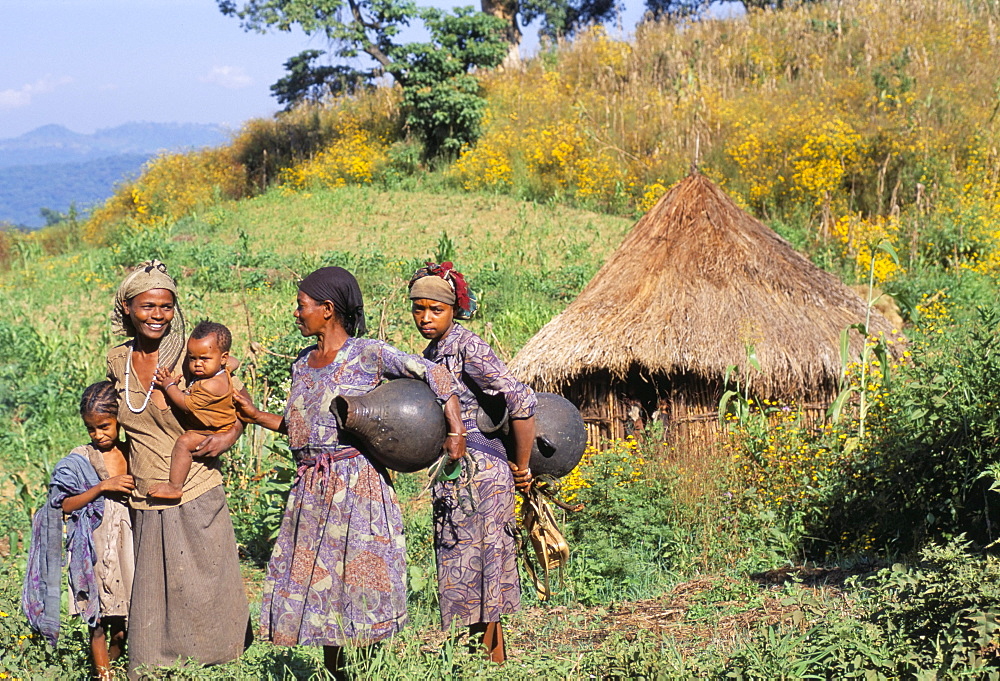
<box><xmin>510</xmin><ymin>172</ymin><xmax>899</xmax><ymax>398</ymax></box>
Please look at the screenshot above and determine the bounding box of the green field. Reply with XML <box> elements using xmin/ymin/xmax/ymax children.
<box><xmin>3</xmin><ymin>179</ymin><xmax>999</xmax><ymax>678</ymax></box>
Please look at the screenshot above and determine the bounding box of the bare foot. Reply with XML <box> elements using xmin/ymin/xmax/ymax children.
<box><xmin>147</xmin><ymin>482</ymin><xmax>183</xmax><ymax>500</ymax></box>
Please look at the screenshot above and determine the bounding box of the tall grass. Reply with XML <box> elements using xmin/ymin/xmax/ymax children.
<box><xmin>52</xmin><ymin>0</ymin><xmax>999</xmax><ymax>293</ymax></box>
<box><xmin>454</xmin><ymin>0</ymin><xmax>1000</xmax><ymax>281</ymax></box>
<box><xmin>50</xmin><ymin>0</ymin><xmax>997</xmax><ymax>296</ymax></box>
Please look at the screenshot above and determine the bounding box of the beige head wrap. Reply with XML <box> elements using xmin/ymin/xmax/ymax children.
<box><xmin>408</xmin><ymin>275</ymin><xmax>456</xmax><ymax>305</ymax></box>
<box><xmin>111</xmin><ymin>260</ymin><xmax>186</xmax><ymax>369</ymax></box>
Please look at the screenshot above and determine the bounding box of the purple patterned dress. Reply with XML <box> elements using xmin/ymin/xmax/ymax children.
<box><xmin>260</xmin><ymin>337</ymin><xmax>458</xmax><ymax>647</ymax></box>
<box><xmin>424</xmin><ymin>323</ymin><xmax>537</xmax><ymax>629</ymax></box>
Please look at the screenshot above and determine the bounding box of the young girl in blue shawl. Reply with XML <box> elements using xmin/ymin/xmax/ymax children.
<box><xmin>23</xmin><ymin>382</ymin><xmax>136</xmax><ymax>680</ymax></box>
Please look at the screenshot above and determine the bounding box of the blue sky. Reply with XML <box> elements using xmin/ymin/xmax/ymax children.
<box><xmin>0</xmin><ymin>0</ymin><xmax>655</xmax><ymax>140</ymax></box>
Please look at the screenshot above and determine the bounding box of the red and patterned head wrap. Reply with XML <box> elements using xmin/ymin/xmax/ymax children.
<box><xmin>407</xmin><ymin>262</ymin><xmax>478</xmax><ymax>320</ymax></box>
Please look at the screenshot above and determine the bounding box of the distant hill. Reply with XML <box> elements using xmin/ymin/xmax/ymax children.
<box><xmin>0</xmin><ymin>122</ymin><xmax>231</xmax><ymax>168</ymax></box>
<box><xmin>0</xmin><ymin>122</ymin><xmax>231</xmax><ymax>228</ymax></box>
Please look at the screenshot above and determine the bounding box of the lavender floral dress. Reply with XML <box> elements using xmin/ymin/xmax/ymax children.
<box><xmin>425</xmin><ymin>323</ymin><xmax>537</xmax><ymax>629</ymax></box>
<box><xmin>260</xmin><ymin>337</ymin><xmax>457</xmax><ymax>647</ymax></box>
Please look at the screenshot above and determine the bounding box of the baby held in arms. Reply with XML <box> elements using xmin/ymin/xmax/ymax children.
<box><xmin>149</xmin><ymin>320</ymin><xmax>238</xmax><ymax>500</ymax></box>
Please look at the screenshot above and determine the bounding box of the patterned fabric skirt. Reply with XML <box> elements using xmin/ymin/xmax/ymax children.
<box><xmin>260</xmin><ymin>449</ymin><xmax>408</xmax><ymax>647</ymax></box>
<box><xmin>432</xmin><ymin>432</ymin><xmax>521</xmax><ymax>630</ymax></box>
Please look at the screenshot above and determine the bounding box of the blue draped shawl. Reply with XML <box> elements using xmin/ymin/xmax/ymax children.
<box><xmin>22</xmin><ymin>448</ymin><xmax>105</xmax><ymax>645</ymax></box>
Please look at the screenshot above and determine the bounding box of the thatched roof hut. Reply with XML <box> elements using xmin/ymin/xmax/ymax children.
<box><xmin>509</xmin><ymin>172</ymin><xmax>901</xmax><ymax>443</ymax></box>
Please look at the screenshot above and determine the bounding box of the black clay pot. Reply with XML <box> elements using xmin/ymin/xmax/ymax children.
<box><xmin>531</xmin><ymin>392</ymin><xmax>587</xmax><ymax>478</ymax></box>
<box><xmin>332</xmin><ymin>379</ymin><xmax>446</xmax><ymax>473</ymax></box>
<box><xmin>474</xmin><ymin>391</ymin><xmax>509</xmax><ymax>435</ymax></box>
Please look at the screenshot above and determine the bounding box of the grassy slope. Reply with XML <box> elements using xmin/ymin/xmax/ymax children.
<box><xmin>225</xmin><ymin>186</ymin><xmax>628</xmax><ymax>358</ymax></box>
<box><xmin>239</xmin><ymin>187</ymin><xmax>629</xmax><ymax>262</ymax></box>
<box><xmin>2</xmin><ymin>184</ymin><xmax>630</xmax><ymax>348</ymax></box>
<box><xmin>4</xmin><ymin>185</ymin><xmax>704</xmax><ymax>679</ymax></box>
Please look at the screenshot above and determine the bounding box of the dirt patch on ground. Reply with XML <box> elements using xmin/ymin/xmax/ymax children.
<box><xmin>410</xmin><ymin>569</ymin><xmax>864</xmax><ymax>659</ymax></box>
<box><xmin>749</xmin><ymin>563</ymin><xmax>881</xmax><ymax>588</ymax></box>
<box><xmin>508</xmin><ymin>577</ymin><xmax>802</xmax><ymax>656</ymax></box>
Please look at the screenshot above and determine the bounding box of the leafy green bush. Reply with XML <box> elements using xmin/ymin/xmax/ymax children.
<box><xmin>726</xmin><ymin>538</ymin><xmax>1000</xmax><ymax>678</ymax></box>
<box><xmin>810</xmin><ymin>304</ymin><xmax>1000</xmax><ymax>553</ymax></box>
<box><xmin>560</xmin><ymin>440</ymin><xmax>683</xmax><ymax>604</ymax></box>
<box><xmin>0</xmin><ymin>316</ymin><xmax>106</xmax><ymax>547</ymax></box>
<box><xmin>0</xmin><ymin>557</ymin><xmax>91</xmax><ymax>678</ymax></box>
<box><xmin>725</xmin><ymin>614</ymin><xmax>901</xmax><ymax>679</ymax></box>
<box><xmin>388</xmin><ymin>7</ymin><xmax>508</xmax><ymax>160</ymax></box>
<box><xmin>868</xmin><ymin>538</ymin><xmax>1000</xmax><ymax>672</ymax></box>
<box><xmin>393</xmin><ymin>472</ymin><xmax>440</xmax><ymax>626</ymax></box>
<box><xmin>226</xmin><ymin>441</ymin><xmax>297</xmax><ymax>567</ymax></box>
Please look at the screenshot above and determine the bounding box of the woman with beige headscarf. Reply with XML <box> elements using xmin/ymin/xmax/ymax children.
<box><xmin>106</xmin><ymin>260</ymin><xmax>250</xmax><ymax>677</ymax></box>
<box><xmin>408</xmin><ymin>262</ymin><xmax>536</xmax><ymax>663</ymax></box>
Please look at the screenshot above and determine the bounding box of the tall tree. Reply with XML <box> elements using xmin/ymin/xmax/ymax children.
<box><xmin>519</xmin><ymin>0</ymin><xmax>622</xmax><ymax>39</ymax></box>
<box><xmin>217</xmin><ymin>0</ymin><xmax>419</xmax><ymax>73</ymax></box>
<box><xmin>218</xmin><ymin>1</ymin><xmax>507</xmax><ymax>158</ymax></box>
<box><xmin>480</xmin><ymin>0</ymin><xmax>522</xmax><ymax>65</ymax></box>
<box><xmin>270</xmin><ymin>49</ymin><xmax>362</xmax><ymax>110</ymax></box>
<box><xmin>389</xmin><ymin>7</ymin><xmax>508</xmax><ymax>158</ymax></box>
<box><xmin>643</xmin><ymin>0</ymin><xmax>709</xmax><ymax>19</ymax></box>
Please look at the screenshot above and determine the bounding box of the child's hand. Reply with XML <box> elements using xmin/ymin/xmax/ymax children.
<box><xmin>233</xmin><ymin>390</ymin><xmax>260</xmax><ymax>424</ymax></box>
<box><xmin>154</xmin><ymin>367</ymin><xmax>180</xmax><ymax>391</ymax></box>
<box><xmin>101</xmin><ymin>475</ymin><xmax>135</xmax><ymax>495</ymax></box>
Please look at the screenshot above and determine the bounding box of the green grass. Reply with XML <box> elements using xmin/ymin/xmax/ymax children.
<box><xmin>0</xmin><ymin>180</ymin><xmax>808</xmax><ymax>678</ymax></box>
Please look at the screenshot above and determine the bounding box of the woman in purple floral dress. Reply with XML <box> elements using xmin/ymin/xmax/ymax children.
<box><xmin>408</xmin><ymin>262</ymin><xmax>537</xmax><ymax>663</ymax></box>
<box><xmin>236</xmin><ymin>266</ymin><xmax>464</xmax><ymax>678</ymax></box>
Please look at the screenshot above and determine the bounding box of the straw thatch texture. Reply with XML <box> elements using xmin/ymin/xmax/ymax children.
<box><xmin>510</xmin><ymin>172</ymin><xmax>900</xmax><ymax>406</ymax></box>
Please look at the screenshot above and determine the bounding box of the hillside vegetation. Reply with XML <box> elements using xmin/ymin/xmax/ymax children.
<box><xmin>3</xmin><ymin>0</ymin><xmax>1000</xmax><ymax>677</ymax></box>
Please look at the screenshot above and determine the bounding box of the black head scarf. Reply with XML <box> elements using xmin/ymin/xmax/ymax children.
<box><xmin>298</xmin><ymin>266</ymin><xmax>368</xmax><ymax>337</ymax></box>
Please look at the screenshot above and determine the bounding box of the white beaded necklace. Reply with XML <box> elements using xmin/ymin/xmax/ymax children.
<box><xmin>124</xmin><ymin>346</ymin><xmax>157</xmax><ymax>414</ymax></box>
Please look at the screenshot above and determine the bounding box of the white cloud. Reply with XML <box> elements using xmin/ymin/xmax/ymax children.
<box><xmin>200</xmin><ymin>66</ymin><xmax>253</xmax><ymax>90</ymax></box>
<box><xmin>0</xmin><ymin>76</ymin><xmax>72</xmax><ymax>110</ymax></box>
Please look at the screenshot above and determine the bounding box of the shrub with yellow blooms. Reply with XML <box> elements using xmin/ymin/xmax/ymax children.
<box><xmin>83</xmin><ymin>147</ymin><xmax>246</xmax><ymax>244</ymax></box>
<box><xmin>279</xmin><ymin>116</ymin><xmax>389</xmax><ymax>190</ymax></box>
<box><xmin>449</xmin><ymin>111</ymin><xmax>515</xmax><ymax>192</ymax></box>
<box><xmin>791</xmin><ymin>117</ymin><xmax>866</xmax><ymax>208</ymax></box>
<box><xmin>557</xmin><ymin>438</ymin><xmax>646</xmax><ymax>505</ymax></box>
<box><xmin>638</xmin><ymin>182</ymin><xmax>669</xmax><ymax>212</ymax></box>
<box><xmin>727</xmin><ymin>402</ymin><xmax>843</xmax><ymax>516</ymax></box>
<box><xmin>558</xmin><ymin>436</ymin><xmax>687</xmax><ymax>603</ymax></box>
<box><xmin>832</xmin><ymin>213</ymin><xmax>904</xmax><ymax>283</ymax></box>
